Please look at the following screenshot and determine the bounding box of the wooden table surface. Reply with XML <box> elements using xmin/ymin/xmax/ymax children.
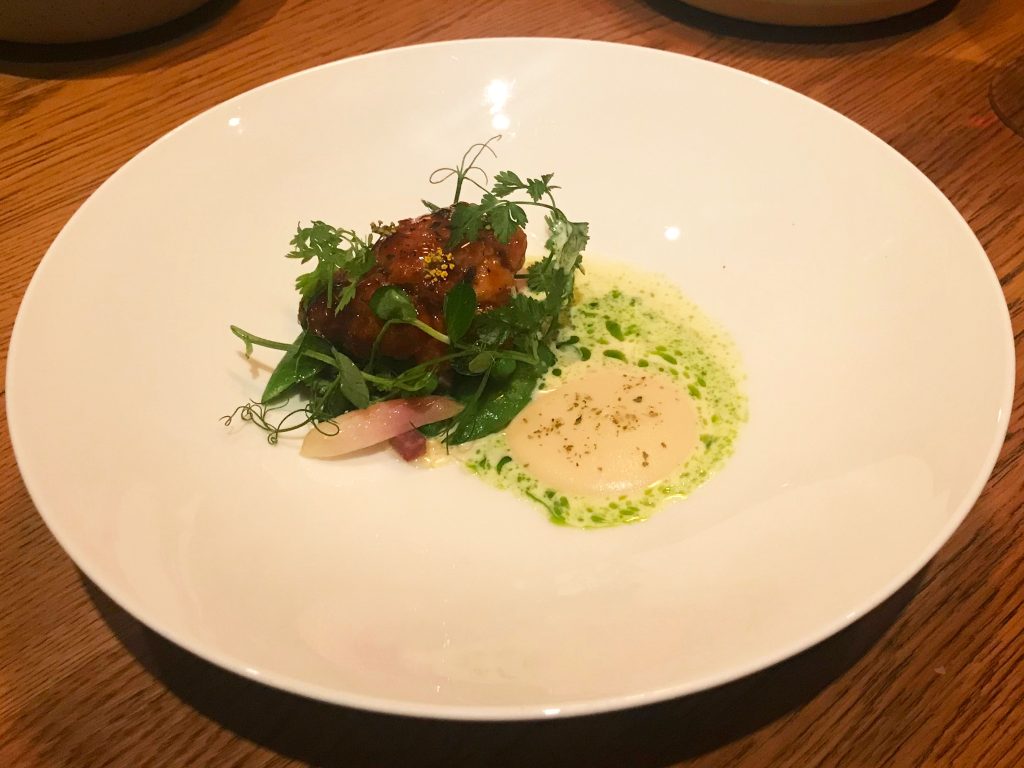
<box><xmin>2</xmin><ymin>0</ymin><xmax>1022</xmax><ymax>765</ymax></box>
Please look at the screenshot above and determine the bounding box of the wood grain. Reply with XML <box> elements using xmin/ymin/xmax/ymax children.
<box><xmin>2</xmin><ymin>0</ymin><xmax>1022</xmax><ymax>765</ymax></box>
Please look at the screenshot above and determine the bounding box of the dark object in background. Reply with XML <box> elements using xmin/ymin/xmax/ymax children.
<box><xmin>991</xmin><ymin>57</ymin><xmax>1024</xmax><ymax>139</ymax></box>
<box><xmin>0</xmin><ymin>0</ymin><xmax>211</xmax><ymax>43</ymax></box>
<box><xmin>677</xmin><ymin>0</ymin><xmax>939</xmax><ymax>26</ymax></box>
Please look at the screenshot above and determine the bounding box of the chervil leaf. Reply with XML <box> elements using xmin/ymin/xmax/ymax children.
<box><xmin>489</xmin><ymin>201</ymin><xmax>527</xmax><ymax>244</ymax></box>
<box><xmin>475</xmin><ymin>294</ymin><xmax>545</xmax><ymax>347</ymax></box>
<box><xmin>541</xmin><ymin>267</ymin><xmax>569</xmax><ymax>314</ymax></box>
<box><xmin>525</xmin><ymin>177</ymin><xmax>548</xmax><ymax>202</ymax></box>
<box><xmin>524</xmin><ymin>258</ymin><xmax>552</xmax><ymax>293</ymax></box>
<box><xmin>449</xmin><ymin>202</ymin><xmax>485</xmax><ymax>248</ymax></box>
<box><xmin>491</xmin><ymin>170</ymin><xmax>525</xmax><ymax>197</ymax></box>
<box><xmin>510</xmin><ymin>293</ymin><xmax>546</xmax><ymax>329</ymax></box>
<box><xmin>545</xmin><ymin>214</ymin><xmax>589</xmax><ymax>278</ymax></box>
<box><xmin>478</xmin><ymin>192</ymin><xmax>501</xmax><ymax>212</ymax></box>
<box><xmin>493</xmin><ymin>170</ymin><xmax>557</xmax><ymax>203</ymax></box>
<box><xmin>473</xmin><ymin>310</ymin><xmax>513</xmax><ymax>347</ymax></box>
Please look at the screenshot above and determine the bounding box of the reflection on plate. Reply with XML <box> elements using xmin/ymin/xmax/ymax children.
<box><xmin>6</xmin><ymin>39</ymin><xmax>1013</xmax><ymax>719</ymax></box>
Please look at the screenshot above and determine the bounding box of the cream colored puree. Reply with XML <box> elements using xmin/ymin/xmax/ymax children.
<box><xmin>462</xmin><ymin>261</ymin><xmax>747</xmax><ymax>528</ymax></box>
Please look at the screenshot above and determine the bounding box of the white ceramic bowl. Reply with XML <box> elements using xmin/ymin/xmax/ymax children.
<box><xmin>6</xmin><ymin>39</ymin><xmax>1013</xmax><ymax>719</ymax></box>
<box><xmin>0</xmin><ymin>0</ymin><xmax>210</xmax><ymax>44</ymax></box>
<box><xmin>682</xmin><ymin>0</ymin><xmax>937</xmax><ymax>25</ymax></box>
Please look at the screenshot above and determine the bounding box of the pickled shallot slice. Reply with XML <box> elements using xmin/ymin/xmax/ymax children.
<box><xmin>300</xmin><ymin>396</ymin><xmax>462</xmax><ymax>458</ymax></box>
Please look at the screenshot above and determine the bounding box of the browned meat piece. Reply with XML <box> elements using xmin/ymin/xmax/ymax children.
<box><xmin>301</xmin><ymin>209</ymin><xmax>527</xmax><ymax>365</ymax></box>
<box><xmin>302</xmin><ymin>271</ymin><xmax>449</xmax><ymax>364</ymax></box>
<box><xmin>373</xmin><ymin>209</ymin><xmax>526</xmax><ymax>309</ymax></box>
<box><xmin>389</xmin><ymin>429</ymin><xmax>427</xmax><ymax>461</ymax></box>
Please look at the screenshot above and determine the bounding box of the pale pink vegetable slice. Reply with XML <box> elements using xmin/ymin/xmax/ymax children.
<box><xmin>300</xmin><ymin>396</ymin><xmax>463</xmax><ymax>459</ymax></box>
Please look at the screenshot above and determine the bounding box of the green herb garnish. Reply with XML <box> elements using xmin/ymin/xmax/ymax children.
<box><xmin>287</xmin><ymin>221</ymin><xmax>375</xmax><ymax>313</ymax></box>
<box><xmin>225</xmin><ymin>137</ymin><xmax>588</xmax><ymax>446</ymax></box>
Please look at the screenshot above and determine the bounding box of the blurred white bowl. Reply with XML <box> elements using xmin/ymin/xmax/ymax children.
<box><xmin>0</xmin><ymin>0</ymin><xmax>210</xmax><ymax>44</ymax></box>
<box><xmin>682</xmin><ymin>0</ymin><xmax>937</xmax><ymax>25</ymax></box>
